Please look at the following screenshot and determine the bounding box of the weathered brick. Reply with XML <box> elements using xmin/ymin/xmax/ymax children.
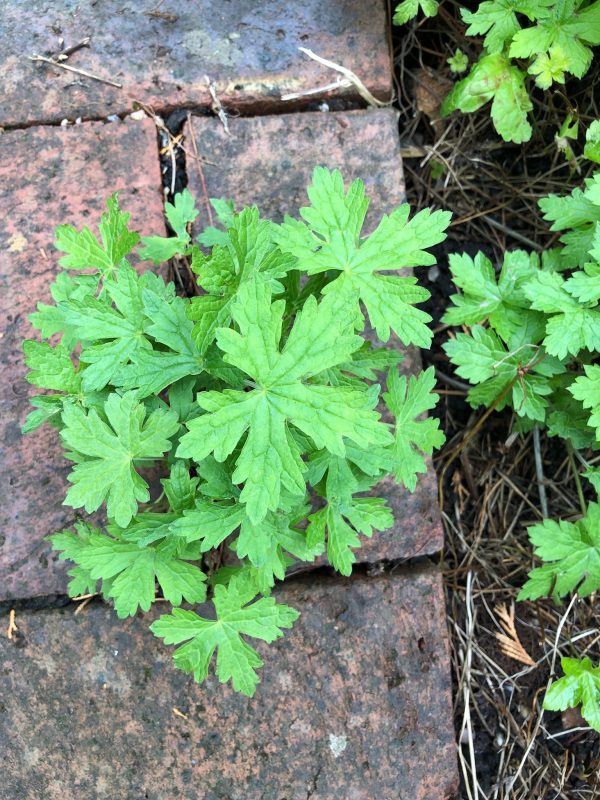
<box><xmin>187</xmin><ymin>108</ymin><xmax>405</xmax><ymax>230</ymax></box>
<box><xmin>185</xmin><ymin>109</ymin><xmax>444</xmax><ymax>563</ymax></box>
<box><xmin>0</xmin><ymin>568</ymin><xmax>457</xmax><ymax>799</ymax></box>
<box><xmin>0</xmin><ymin>1</ymin><xmax>392</xmax><ymax>127</ymax></box>
<box><xmin>0</xmin><ymin>119</ymin><xmax>166</xmax><ymax>603</ymax></box>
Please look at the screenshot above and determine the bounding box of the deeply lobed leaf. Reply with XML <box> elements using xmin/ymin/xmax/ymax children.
<box><xmin>151</xmin><ymin>572</ymin><xmax>299</xmax><ymax>696</ymax></box>
<box><xmin>23</xmin><ymin>174</ymin><xmax>447</xmax><ymax>696</ymax></box>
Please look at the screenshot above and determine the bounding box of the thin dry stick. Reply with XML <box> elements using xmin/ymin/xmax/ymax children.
<box><xmin>451</xmin><ymin>202</ymin><xmax>511</xmax><ymax>227</ymax></box>
<box><xmin>205</xmin><ymin>74</ymin><xmax>231</xmax><ymax>135</ymax></box>
<box><xmin>55</xmin><ymin>37</ymin><xmax>91</xmax><ymax>62</ymax></box>
<box><xmin>458</xmin><ymin>571</ymin><xmax>484</xmax><ymax>800</ymax></box>
<box><xmin>508</xmin><ymin>594</ymin><xmax>580</xmax><ymax>796</ymax></box>
<box><xmin>158</xmin><ymin>131</ymin><xmax>180</xmax><ymax>197</ymax></box>
<box><xmin>532</xmin><ymin>425</ymin><xmax>549</xmax><ymax>518</ymax></box>
<box><xmin>550</xmin><ymin>593</ymin><xmax>579</xmax><ymax>677</ymax></box>
<box><xmin>29</xmin><ymin>54</ymin><xmax>122</xmax><ymax>88</ymax></box>
<box><xmin>282</xmin><ymin>47</ymin><xmax>391</xmax><ymax>107</ymax></box>
<box><xmin>167</xmin><ymin>136</ymin><xmax>177</xmax><ymax>197</ymax></box>
<box><xmin>74</xmin><ymin>596</ymin><xmax>95</xmax><ymax>615</ymax></box>
<box><xmin>186</xmin><ymin>112</ymin><xmax>213</xmax><ymax>227</ymax></box>
<box><xmin>399</xmin><ymin>145</ymin><xmax>428</xmax><ymax>158</ymax></box>
<box><xmin>282</xmin><ymin>78</ymin><xmax>348</xmax><ymax>100</ymax></box>
<box><xmin>485</xmin><ymin>216</ymin><xmax>542</xmax><ymax>251</ymax></box>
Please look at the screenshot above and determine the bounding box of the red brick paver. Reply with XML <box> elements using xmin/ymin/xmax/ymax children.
<box><xmin>186</xmin><ymin>109</ymin><xmax>444</xmax><ymax>563</ymax></box>
<box><xmin>0</xmin><ymin>118</ymin><xmax>165</xmax><ymax>604</ymax></box>
<box><xmin>1</xmin><ymin>569</ymin><xmax>458</xmax><ymax>800</ymax></box>
<box><xmin>0</xmin><ymin>6</ymin><xmax>458</xmax><ymax>798</ymax></box>
<box><xmin>0</xmin><ymin>1</ymin><xmax>392</xmax><ymax>127</ymax></box>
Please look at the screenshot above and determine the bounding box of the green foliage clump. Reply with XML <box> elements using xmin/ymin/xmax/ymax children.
<box><xmin>443</xmin><ymin>171</ymin><xmax>600</xmax><ymax>442</ymax></box>
<box><xmin>518</xmin><ymin>503</ymin><xmax>600</xmax><ymax>600</ymax></box>
<box><xmin>544</xmin><ymin>657</ymin><xmax>600</xmax><ymax>731</ymax></box>
<box><xmin>23</xmin><ymin>168</ymin><xmax>449</xmax><ymax>696</ymax></box>
<box><xmin>394</xmin><ymin>0</ymin><xmax>600</xmax><ymax>142</ymax></box>
<box><xmin>443</xmin><ymin>168</ymin><xmax>600</xmax><ymax>729</ymax></box>
<box><xmin>447</xmin><ymin>48</ymin><xmax>469</xmax><ymax>73</ymax></box>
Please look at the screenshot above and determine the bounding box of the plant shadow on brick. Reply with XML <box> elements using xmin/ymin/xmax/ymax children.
<box><xmin>22</xmin><ymin>168</ymin><xmax>449</xmax><ymax>697</ymax></box>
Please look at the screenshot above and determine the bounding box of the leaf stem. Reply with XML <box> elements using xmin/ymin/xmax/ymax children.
<box><xmin>438</xmin><ymin>375</ymin><xmax>517</xmax><ymax>508</ymax></box>
<box><xmin>533</xmin><ymin>425</ymin><xmax>549</xmax><ymax>518</ymax></box>
<box><xmin>567</xmin><ymin>442</ymin><xmax>587</xmax><ymax>517</ymax></box>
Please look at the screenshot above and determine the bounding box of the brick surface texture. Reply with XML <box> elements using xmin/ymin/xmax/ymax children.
<box><xmin>0</xmin><ymin>6</ymin><xmax>458</xmax><ymax>796</ymax></box>
<box><xmin>186</xmin><ymin>109</ymin><xmax>444</xmax><ymax>563</ymax></box>
<box><xmin>0</xmin><ymin>0</ymin><xmax>391</xmax><ymax>127</ymax></box>
<box><xmin>0</xmin><ymin>119</ymin><xmax>166</xmax><ymax>603</ymax></box>
<box><xmin>1</xmin><ymin>570</ymin><xmax>458</xmax><ymax>800</ymax></box>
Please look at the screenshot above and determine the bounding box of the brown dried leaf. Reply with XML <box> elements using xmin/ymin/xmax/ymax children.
<box><xmin>414</xmin><ymin>69</ymin><xmax>452</xmax><ymax>134</ymax></box>
<box><xmin>494</xmin><ymin>603</ymin><xmax>535</xmax><ymax>667</ymax></box>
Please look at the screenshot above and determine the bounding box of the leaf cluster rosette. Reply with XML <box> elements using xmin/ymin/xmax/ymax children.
<box><xmin>23</xmin><ymin>168</ymin><xmax>448</xmax><ymax>695</ymax></box>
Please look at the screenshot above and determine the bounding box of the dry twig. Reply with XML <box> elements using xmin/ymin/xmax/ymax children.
<box><xmin>54</xmin><ymin>37</ymin><xmax>91</xmax><ymax>62</ymax></box>
<box><xmin>186</xmin><ymin>112</ymin><xmax>214</xmax><ymax>227</ymax></box>
<box><xmin>205</xmin><ymin>74</ymin><xmax>231</xmax><ymax>135</ymax></box>
<box><xmin>282</xmin><ymin>47</ymin><xmax>391</xmax><ymax>106</ymax></box>
<box><xmin>29</xmin><ymin>54</ymin><xmax>122</xmax><ymax>88</ymax></box>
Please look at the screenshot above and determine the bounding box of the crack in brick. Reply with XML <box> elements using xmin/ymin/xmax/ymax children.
<box><xmin>0</xmin><ymin>98</ymin><xmax>369</xmax><ymax>134</ymax></box>
<box><xmin>0</xmin><ymin>552</ymin><xmax>441</xmax><ymax>616</ymax></box>
<box><xmin>306</xmin><ymin>764</ymin><xmax>324</xmax><ymax>798</ymax></box>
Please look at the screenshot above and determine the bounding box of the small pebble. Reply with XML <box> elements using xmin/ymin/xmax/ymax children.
<box><xmin>75</xmin><ymin>117</ymin><xmax>82</xmax><ymax>125</ymax></box>
<box><xmin>427</xmin><ymin>265</ymin><xmax>440</xmax><ymax>282</ymax></box>
<box><xmin>319</xmin><ymin>102</ymin><xmax>330</xmax><ymax>112</ymax></box>
<box><xmin>328</xmin><ymin>733</ymin><xmax>347</xmax><ymax>758</ymax></box>
<box><xmin>130</xmin><ymin>109</ymin><xmax>147</xmax><ymax>121</ymax></box>
<box><xmin>60</xmin><ymin>118</ymin><xmax>69</xmax><ymax>127</ymax></box>
<box><xmin>106</xmin><ymin>114</ymin><xmax>120</xmax><ymax>123</ymax></box>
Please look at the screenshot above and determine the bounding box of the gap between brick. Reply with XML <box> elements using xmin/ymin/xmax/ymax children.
<box><xmin>0</xmin><ymin>552</ymin><xmax>441</xmax><ymax>617</ymax></box>
<box><xmin>1</xmin><ymin>95</ymin><xmax>367</xmax><ymax>134</ymax></box>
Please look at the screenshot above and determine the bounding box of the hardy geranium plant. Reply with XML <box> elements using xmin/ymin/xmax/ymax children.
<box><xmin>23</xmin><ymin>168</ymin><xmax>449</xmax><ymax>696</ymax></box>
